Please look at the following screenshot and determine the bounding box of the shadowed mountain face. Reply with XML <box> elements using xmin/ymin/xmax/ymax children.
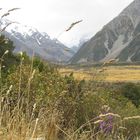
<box><xmin>0</xmin><ymin>19</ymin><xmax>74</xmax><ymax>63</ymax></box>
<box><xmin>71</xmin><ymin>0</ymin><xmax>140</xmax><ymax>64</ymax></box>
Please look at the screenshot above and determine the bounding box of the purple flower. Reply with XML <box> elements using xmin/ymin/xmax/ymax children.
<box><xmin>99</xmin><ymin>105</ymin><xmax>114</xmax><ymax>134</ymax></box>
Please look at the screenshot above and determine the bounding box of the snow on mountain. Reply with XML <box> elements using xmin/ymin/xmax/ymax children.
<box><xmin>0</xmin><ymin>18</ymin><xmax>74</xmax><ymax>62</ymax></box>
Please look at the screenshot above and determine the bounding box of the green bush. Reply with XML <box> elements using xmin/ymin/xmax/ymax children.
<box><xmin>121</xmin><ymin>83</ymin><xmax>140</xmax><ymax>107</ymax></box>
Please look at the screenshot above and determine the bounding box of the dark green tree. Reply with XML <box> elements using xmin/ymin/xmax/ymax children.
<box><xmin>121</xmin><ymin>83</ymin><xmax>140</xmax><ymax>107</ymax></box>
<box><xmin>0</xmin><ymin>35</ymin><xmax>19</xmax><ymax>72</ymax></box>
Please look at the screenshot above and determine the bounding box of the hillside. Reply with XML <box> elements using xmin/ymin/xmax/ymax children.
<box><xmin>71</xmin><ymin>0</ymin><xmax>140</xmax><ymax>64</ymax></box>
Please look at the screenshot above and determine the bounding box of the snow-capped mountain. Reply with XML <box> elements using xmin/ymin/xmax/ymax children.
<box><xmin>0</xmin><ymin>19</ymin><xmax>74</xmax><ymax>62</ymax></box>
<box><xmin>71</xmin><ymin>0</ymin><xmax>140</xmax><ymax>64</ymax></box>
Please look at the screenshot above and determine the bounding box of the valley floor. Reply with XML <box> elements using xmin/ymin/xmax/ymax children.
<box><xmin>59</xmin><ymin>65</ymin><xmax>140</xmax><ymax>82</ymax></box>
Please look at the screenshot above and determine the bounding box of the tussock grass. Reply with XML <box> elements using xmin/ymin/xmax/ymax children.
<box><xmin>0</xmin><ymin>54</ymin><xmax>140</xmax><ymax>139</ymax></box>
<box><xmin>59</xmin><ymin>65</ymin><xmax>140</xmax><ymax>82</ymax></box>
<box><xmin>1</xmin><ymin>9</ymin><xmax>140</xmax><ymax>140</ymax></box>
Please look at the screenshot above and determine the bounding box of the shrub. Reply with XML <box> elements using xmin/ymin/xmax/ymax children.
<box><xmin>121</xmin><ymin>83</ymin><xmax>140</xmax><ymax>107</ymax></box>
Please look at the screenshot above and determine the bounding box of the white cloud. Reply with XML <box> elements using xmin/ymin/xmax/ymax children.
<box><xmin>0</xmin><ymin>0</ymin><xmax>133</xmax><ymax>47</ymax></box>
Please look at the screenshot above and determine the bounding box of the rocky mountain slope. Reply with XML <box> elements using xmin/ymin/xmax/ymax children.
<box><xmin>0</xmin><ymin>19</ymin><xmax>74</xmax><ymax>63</ymax></box>
<box><xmin>71</xmin><ymin>0</ymin><xmax>140</xmax><ymax>64</ymax></box>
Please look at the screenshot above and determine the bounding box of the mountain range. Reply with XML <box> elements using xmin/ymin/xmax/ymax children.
<box><xmin>71</xmin><ymin>0</ymin><xmax>140</xmax><ymax>64</ymax></box>
<box><xmin>0</xmin><ymin>19</ymin><xmax>74</xmax><ymax>63</ymax></box>
<box><xmin>1</xmin><ymin>0</ymin><xmax>140</xmax><ymax>65</ymax></box>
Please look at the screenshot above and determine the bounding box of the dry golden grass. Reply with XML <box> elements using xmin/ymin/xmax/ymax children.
<box><xmin>59</xmin><ymin>65</ymin><xmax>140</xmax><ymax>82</ymax></box>
<box><xmin>105</xmin><ymin>66</ymin><xmax>140</xmax><ymax>82</ymax></box>
<box><xmin>59</xmin><ymin>68</ymin><xmax>92</xmax><ymax>80</ymax></box>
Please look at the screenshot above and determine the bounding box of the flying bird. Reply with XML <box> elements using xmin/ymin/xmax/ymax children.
<box><xmin>66</xmin><ymin>20</ymin><xmax>83</xmax><ymax>32</ymax></box>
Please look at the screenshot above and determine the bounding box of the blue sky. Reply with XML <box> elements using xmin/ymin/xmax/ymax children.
<box><xmin>0</xmin><ymin>0</ymin><xmax>133</xmax><ymax>47</ymax></box>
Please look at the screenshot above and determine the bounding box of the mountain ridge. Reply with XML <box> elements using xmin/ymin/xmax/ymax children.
<box><xmin>71</xmin><ymin>0</ymin><xmax>140</xmax><ymax>64</ymax></box>
<box><xmin>0</xmin><ymin>19</ymin><xmax>74</xmax><ymax>63</ymax></box>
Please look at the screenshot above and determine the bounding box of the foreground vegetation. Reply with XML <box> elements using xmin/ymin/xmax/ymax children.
<box><xmin>0</xmin><ymin>33</ymin><xmax>140</xmax><ymax>139</ymax></box>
